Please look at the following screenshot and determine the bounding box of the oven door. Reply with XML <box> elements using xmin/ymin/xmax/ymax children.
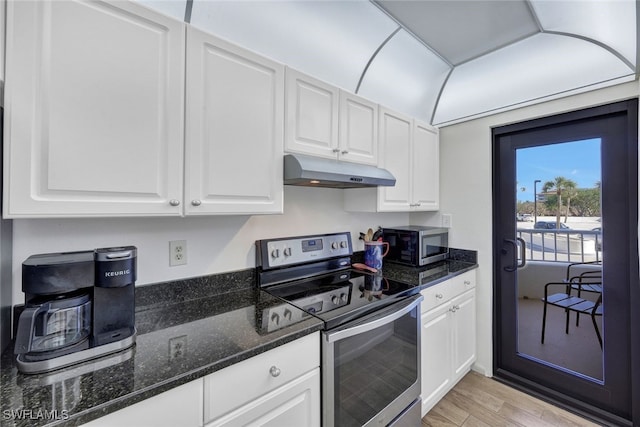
<box><xmin>322</xmin><ymin>294</ymin><xmax>423</xmax><ymax>427</ymax></box>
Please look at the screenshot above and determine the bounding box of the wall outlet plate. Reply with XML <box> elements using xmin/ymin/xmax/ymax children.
<box><xmin>442</xmin><ymin>214</ymin><xmax>452</xmax><ymax>228</ymax></box>
<box><xmin>168</xmin><ymin>335</ymin><xmax>188</xmax><ymax>361</ymax></box>
<box><xmin>169</xmin><ymin>240</ymin><xmax>187</xmax><ymax>266</ymax></box>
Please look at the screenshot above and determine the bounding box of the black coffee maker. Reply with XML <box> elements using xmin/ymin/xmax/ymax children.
<box><xmin>14</xmin><ymin>246</ymin><xmax>137</xmax><ymax>374</ymax></box>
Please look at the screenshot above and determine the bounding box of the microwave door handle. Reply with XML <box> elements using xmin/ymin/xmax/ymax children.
<box><xmin>325</xmin><ymin>295</ymin><xmax>423</xmax><ymax>343</ymax></box>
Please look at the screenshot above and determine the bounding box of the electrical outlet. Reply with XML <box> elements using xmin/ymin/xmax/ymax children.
<box><xmin>168</xmin><ymin>335</ymin><xmax>187</xmax><ymax>361</ymax></box>
<box><xmin>169</xmin><ymin>240</ymin><xmax>187</xmax><ymax>266</ymax></box>
<box><xmin>441</xmin><ymin>214</ymin><xmax>452</xmax><ymax>228</ymax></box>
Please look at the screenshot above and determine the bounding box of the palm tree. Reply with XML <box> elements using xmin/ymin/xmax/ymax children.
<box><xmin>542</xmin><ymin>177</ymin><xmax>578</xmax><ymax>227</ymax></box>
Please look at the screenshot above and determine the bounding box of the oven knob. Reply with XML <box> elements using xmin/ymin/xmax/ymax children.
<box><xmin>271</xmin><ymin>249</ymin><xmax>280</xmax><ymax>258</ymax></box>
<box><xmin>340</xmin><ymin>241</ymin><xmax>348</xmax><ymax>248</ymax></box>
<box><xmin>283</xmin><ymin>309</ymin><xmax>292</xmax><ymax>320</ymax></box>
<box><xmin>283</xmin><ymin>247</ymin><xmax>292</xmax><ymax>257</ymax></box>
<box><xmin>331</xmin><ymin>242</ymin><xmax>339</xmax><ymax>250</ymax></box>
<box><xmin>271</xmin><ymin>313</ymin><xmax>280</xmax><ymax>325</ymax></box>
<box><xmin>332</xmin><ymin>295</ymin><xmax>339</xmax><ymax>305</ymax></box>
<box><xmin>340</xmin><ymin>293</ymin><xmax>348</xmax><ymax>302</ymax></box>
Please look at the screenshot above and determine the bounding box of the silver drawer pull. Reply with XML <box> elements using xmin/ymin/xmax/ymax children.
<box><xmin>191</xmin><ymin>199</ymin><xmax>202</xmax><ymax>206</ymax></box>
<box><xmin>464</xmin><ymin>280</ymin><xmax>471</xmax><ymax>285</ymax></box>
<box><xmin>169</xmin><ymin>199</ymin><xmax>180</xmax><ymax>206</ymax></box>
<box><xmin>269</xmin><ymin>366</ymin><xmax>281</xmax><ymax>377</ymax></box>
<box><xmin>435</xmin><ymin>293</ymin><xmax>443</xmax><ymax>299</ymax></box>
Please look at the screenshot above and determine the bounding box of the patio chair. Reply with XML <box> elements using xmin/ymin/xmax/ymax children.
<box><xmin>540</xmin><ymin>262</ymin><xmax>603</xmax><ymax>349</ymax></box>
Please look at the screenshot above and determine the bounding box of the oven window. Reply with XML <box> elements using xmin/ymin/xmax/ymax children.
<box><xmin>332</xmin><ymin>307</ymin><xmax>419</xmax><ymax>426</ymax></box>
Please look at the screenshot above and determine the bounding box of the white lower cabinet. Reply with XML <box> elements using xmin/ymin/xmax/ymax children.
<box><xmin>204</xmin><ymin>332</ymin><xmax>320</xmax><ymax>427</ymax></box>
<box><xmin>81</xmin><ymin>379</ymin><xmax>204</xmax><ymax>427</ymax></box>
<box><xmin>420</xmin><ymin>270</ymin><xmax>476</xmax><ymax>417</ymax></box>
<box><xmin>81</xmin><ymin>333</ymin><xmax>320</xmax><ymax>427</ymax></box>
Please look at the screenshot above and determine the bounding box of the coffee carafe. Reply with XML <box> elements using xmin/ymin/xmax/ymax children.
<box><xmin>14</xmin><ymin>247</ymin><xmax>137</xmax><ymax>374</ymax></box>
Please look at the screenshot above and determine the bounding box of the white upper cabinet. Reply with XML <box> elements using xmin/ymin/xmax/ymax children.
<box><xmin>412</xmin><ymin>120</ymin><xmax>439</xmax><ymax>210</ymax></box>
<box><xmin>285</xmin><ymin>68</ymin><xmax>339</xmax><ymax>159</ymax></box>
<box><xmin>339</xmin><ymin>91</ymin><xmax>378</xmax><ymax>165</ymax></box>
<box><xmin>344</xmin><ymin>107</ymin><xmax>439</xmax><ymax>212</ymax></box>
<box><xmin>3</xmin><ymin>0</ymin><xmax>185</xmax><ymax>217</ymax></box>
<box><xmin>377</xmin><ymin>107</ymin><xmax>413</xmax><ymax>210</ymax></box>
<box><xmin>185</xmin><ymin>26</ymin><xmax>284</xmax><ymax>215</ymax></box>
<box><xmin>285</xmin><ymin>68</ymin><xmax>378</xmax><ymax>165</ymax></box>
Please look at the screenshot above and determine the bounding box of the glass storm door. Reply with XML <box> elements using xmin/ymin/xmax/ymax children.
<box><xmin>493</xmin><ymin>100</ymin><xmax>638</xmax><ymax>425</ymax></box>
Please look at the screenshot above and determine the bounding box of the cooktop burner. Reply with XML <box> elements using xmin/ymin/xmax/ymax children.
<box><xmin>264</xmin><ymin>269</ymin><xmax>418</xmax><ymax>330</ymax></box>
<box><xmin>256</xmin><ymin>231</ymin><xmax>419</xmax><ymax>330</ymax></box>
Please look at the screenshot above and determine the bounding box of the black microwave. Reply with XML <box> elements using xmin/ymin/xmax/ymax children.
<box><xmin>383</xmin><ymin>226</ymin><xmax>449</xmax><ymax>267</ymax></box>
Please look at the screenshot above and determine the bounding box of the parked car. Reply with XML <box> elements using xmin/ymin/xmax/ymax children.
<box><xmin>516</xmin><ymin>213</ymin><xmax>533</xmax><ymax>222</ymax></box>
<box><xmin>534</xmin><ymin>221</ymin><xmax>571</xmax><ymax>230</ymax></box>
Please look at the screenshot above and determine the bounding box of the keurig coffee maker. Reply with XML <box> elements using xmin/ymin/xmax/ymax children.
<box><xmin>14</xmin><ymin>246</ymin><xmax>137</xmax><ymax>374</ymax></box>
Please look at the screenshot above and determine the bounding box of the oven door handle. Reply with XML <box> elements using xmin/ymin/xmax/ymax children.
<box><xmin>325</xmin><ymin>294</ymin><xmax>423</xmax><ymax>343</ymax></box>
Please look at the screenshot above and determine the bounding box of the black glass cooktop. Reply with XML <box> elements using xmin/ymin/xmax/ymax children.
<box><xmin>264</xmin><ymin>270</ymin><xmax>419</xmax><ymax>330</ymax></box>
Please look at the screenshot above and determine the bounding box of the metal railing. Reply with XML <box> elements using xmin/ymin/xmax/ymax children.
<box><xmin>516</xmin><ymin>228</ymin><xmax>602</xmax><ymax>263</ymax></box>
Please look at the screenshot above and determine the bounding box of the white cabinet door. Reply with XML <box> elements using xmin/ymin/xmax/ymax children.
<box><xmin>285</xmin><ymin>68</ymin><xmax>339</xmax><ymax>159</ymax></box>
<box><xmin>339</xmin><ymin>91</ymin><xmax>378</xmax><ymax>165</ymax></box>
<box><xmin>420</xmin><ymin>270</ymin><xmax>476</xmax><ymax>417</ymax></box>
<box><xmin>185</xmin><ymin>27</ymin><xmax>284</xmax><ymax>215</ymax></box>
<box><xmin>205</xmin><ymin>369</ymin><xmax>320</xmax><ymax>427</ymax></box>
<box><xmin>412</xmin><ymin>122</ymin><xmax>439</xmax><ymax>211</ymax></box>
<box><xmin>3</xmin><ymin>0</ymin><xmax>185</xmax><ymax>217</ymax></box>
<box><xmin>451</xmin><ymin>289</ymin><xmax>476</xmax><ymax>381</ymax></box>
<box><xmin>82</xmin><ymin>379</ymin><xmax>204</xmax><ymax>427</ymax></box>
<box><xmin>377</xmin><ymin>107</ymin><xmax>412</xmax><ymax>211</ymax></box>
<box><xmin>420</xmin><ymin>304</ymin><xmax>452</xmax><ymax>416</ymax></box>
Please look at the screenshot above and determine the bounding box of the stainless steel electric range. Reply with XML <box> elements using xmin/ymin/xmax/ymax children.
<box><xmin>256</xmin><ymin>232</ymin><xmax>423</xmax><ymax>427</ymax></box>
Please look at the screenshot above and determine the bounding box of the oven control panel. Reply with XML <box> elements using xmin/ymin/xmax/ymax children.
<box><xmin>259</xmin><ymin>303</ymin><xmax>309</xmax><ymax>333</ymax></box>
<box><xmin>257</xmin><ymin>232</ymin><xmax>352</xmax><ymax>269</ymax></box>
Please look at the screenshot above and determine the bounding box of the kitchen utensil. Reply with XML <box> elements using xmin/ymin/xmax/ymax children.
<box><xmin>372</xmin><ymin>227</ymin><xmax>383</xmax><ymax>241</ymax></box>
<box><xmin>366</xmin><ymin>228</ymin><xmax>374</xmax><ymax>242</ymax></box>
<box><xmin>352</xmin><ymin>263</ymin><xmax>378</xmax><ymax>273</ymax></box>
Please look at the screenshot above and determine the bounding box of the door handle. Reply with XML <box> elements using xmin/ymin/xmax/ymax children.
<box><xmin>503</xmin><ymin>239</ymin><xmax>518</xmax><ymax>272</ymax></box>
<box><xmin>503</xmin><ymin>238</ymin><xmax>526</xmax><ymax>272</ymax></box>
<box><xmin>516</xmin><ymin>237</ymin><xmax>526</xmax><ymax>268</ymax></box>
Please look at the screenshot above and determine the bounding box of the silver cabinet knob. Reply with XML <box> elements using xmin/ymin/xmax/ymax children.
<box><xmin>435</xmin><ymin>293</ymin><xmax>443</xmax><ymax>299</ymax></box>
<box><xmin>341</xmin><ymin>150</ymin><xmax>349</xmax><ymax>154</ymax></box>
<box><xmin>464</xmin><ymin>280</ymin><xmax>471</xmax><ymax>286</ymax></box>
<box><xmin>269</xmin><ymin>366</ymin><xmax>281</xmax><ymax>377</ymax></box>
<box><xmin>169</xmin><ymin>199</ymin><xmax>180</xmax><ymax>206</ymax></box>
<box><xmin>332</xmin><ymin>148</ymin><xmax>340</xmax><ymax>153</ymax></box>
<box><xmin>191</xmin><ymin>200</ymin><xmax>202</xmax><ymax>206</ymax></box>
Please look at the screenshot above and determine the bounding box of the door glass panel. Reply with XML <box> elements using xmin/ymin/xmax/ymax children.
<box><xmin>515</xmin><ymin>138</ymin><xmax>603</xmax><ymax>380</ymax></box>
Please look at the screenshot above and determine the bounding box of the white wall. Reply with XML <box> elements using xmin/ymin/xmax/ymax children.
<box><xmin>11</xmin><ymin>186</ymin><xmax>410</xmax><ymax>304</ymax></box>
<box><xmin>433</xmin><ymin>79</ymin><xmax>640</xmax><ymax>377</ymax></box>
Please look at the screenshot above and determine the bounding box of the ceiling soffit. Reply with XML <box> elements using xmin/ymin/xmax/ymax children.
<box><xmin>137</xmin><ymin>0</ymin><xmax>637</xmax><ymax>126</ymax></box>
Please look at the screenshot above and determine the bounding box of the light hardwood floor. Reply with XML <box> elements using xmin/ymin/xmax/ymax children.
<box><xmin>421</xmin><ymin>371</ymin><xmax>603</xmax><ymax>427</ymax></box>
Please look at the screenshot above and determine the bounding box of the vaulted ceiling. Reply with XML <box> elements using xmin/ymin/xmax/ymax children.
<box><xmin>137</xmin><ymin>0</ymin><xmax>638</xmax><ymax>126</ymax></box>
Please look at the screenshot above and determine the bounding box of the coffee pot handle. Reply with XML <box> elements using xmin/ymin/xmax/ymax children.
<box><xmin>14</xmin><ymin>303</ymin><xmax>49</xmax><ymax>355</ymax></box>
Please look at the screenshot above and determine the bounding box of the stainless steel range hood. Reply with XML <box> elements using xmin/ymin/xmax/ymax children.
<box><xmin>284</xmin><ymin>154</ymin><xmax>396</xmax><ymax>188</ymax></box>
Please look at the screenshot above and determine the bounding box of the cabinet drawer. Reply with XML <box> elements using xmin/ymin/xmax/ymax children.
<box><xmin>204</xmin><ymin>332</ymin><xmax>319</xmax><ymax>423</ymax></box>
<box><xmin>421</xmin><ymin>281</ymin><xmax>455</xmax><ymax>313</ymax></box>
<box><xmin>420</xmin><ymin>270</ymin><xmax>476</xmax><ymax>313</ymax></box>
<box><xmin>82</xmin><ymin>379</ymin><xmax>203</xmax><ymax>427</ymax></box>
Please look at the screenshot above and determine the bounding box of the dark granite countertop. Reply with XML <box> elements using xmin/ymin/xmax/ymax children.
<box><xmin>380</xmin><ymin>259</ymin><xmax>478</xmax><ymax>288</ymax></box>
<box><xmin>1</xmin><ymin>249</ymin><xmax>477</xmax><ymax>427</ymax></box>
<box><xmin>0</xmin><ymin>271</ymin><xmax>322</xmax><ymax>427</ymax></box>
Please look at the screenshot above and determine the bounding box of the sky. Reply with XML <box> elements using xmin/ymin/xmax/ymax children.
<box><xmin>516</xmin><ymin>138</ymin><xmax>601</xmax><ymax>202</ymax></box>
